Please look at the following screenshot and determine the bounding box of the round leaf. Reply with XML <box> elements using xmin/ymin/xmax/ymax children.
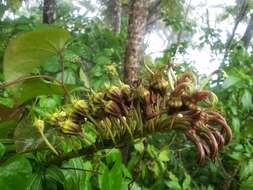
<box><xmin>4</xmin><ymin>27</ymin><xmax>70</xmax><ymax>81</ymax></box>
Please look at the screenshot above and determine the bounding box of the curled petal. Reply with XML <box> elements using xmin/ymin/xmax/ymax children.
<box><xmin>191</xmin><ymin>91</ymin><xmax>210</xmax><ymax>103</ymax></box>
<box><xmin>173</xmin><ymin>83</ymin><xmax>188</xmax><ymax>96</ymax></box>
<box><xmin>185</xmin><ymin>128</ymin><xmax>206</xmax><ymax>164</ymax></box>
<box><xmin>197</xmin><ymin>128</ymin><xmax>219</xmax><ymax>159</ymax></box>
<box><xmin>176</xmin><ymin>72</ymin><xmax>196</xmax><ymax>85</ymax></box>
<box><xmin>209</xmin><ymin>128</ymin><xmax>225</xmax><ymax>150</ymax></box>
<box><xmin>201</xmin><ymin>139</ymin><xmax>211</xmax><ymax>157</ymax></box>
<box><xmin>208</xmin><ymin>111</ymin><xmax>232</xmax><ymax>144</ymax></box>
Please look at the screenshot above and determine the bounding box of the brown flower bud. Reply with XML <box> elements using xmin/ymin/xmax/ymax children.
<box><xmin>104</xmin><ymin>100</ymin><xmax>122</xmax><ymax>117</ymax></box>
<box><xmin>61</xmin><ymin>119</ymin><xmax>82</xmax><ymax>134</ymax></box>
<box><xmin>107</xmin><ymin>86</ymin><xmax>123</xmax><ymax>103</ymax></box>
<box><xmin>150</xmin><ymin>78</ymin><xmax>168</xmax><ymax>96</ymax></box>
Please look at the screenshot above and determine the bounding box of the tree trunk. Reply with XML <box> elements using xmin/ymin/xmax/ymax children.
<box><xmin>123</xmin><ymin>0</ymin><xmax>148</xmax><ymax>85</ymax></box>
<box><xmin>113</xmin><ymin>0</ymin><xmax>122</xmax><ymax>33</ymax></box>
<box><xmin>43</xmin><ymin>0</ymin><xmax>56</xmax><ymax>24</ymax></box>
<box><xmin>241</xmin><ymin>13</ymin><xmax>253</xmax><ymax>49</ymax></box>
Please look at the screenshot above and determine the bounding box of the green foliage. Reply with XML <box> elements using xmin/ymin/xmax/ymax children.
<box><xmin>3</xmin><ymin>27</ymin><xmax>70</xmax><ymax>81</ymax></box>
<box><xmin>0</xmin><ymin>1</ymin><xmax>252</xmax><ymax>190</ymax></box>
<box><xmin>0</xmin><ymin>156</ymin><xmax>33</xmax><ymax>190</ymax></box>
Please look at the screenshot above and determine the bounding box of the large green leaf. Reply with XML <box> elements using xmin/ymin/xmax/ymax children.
<box><xmin>222</xmin><ymin>75</ymin><xmax>240</xmax><ymax>89</ymax></box>
<box><xmin>8</xmin><ymin>78</ymin><xmax>73</xmax><ymax>106</ymax></box>
<box><xmin>63</xmin><ymin>158</ymin><xmax>93</xmax><ymax>190</ymax></box>
<box><xmin>241</xmin><ymin>90</ymin><xmax>252</xmax><ymax>111</ymax></box>
<box><xmin>99</xmin><ymin>149</ymin><xmax>124</xmax><ymax>190</ymax></box>
<box><xmin>3</xmin><ymin>27</ymin><xmax>70</xmax><ymax>81</ymax></box>
<box><xmin>26</xmin><ymin>173</ymin><xmax>43</xmax><ymax>190</ymax></box>
<box><xmin>14</xmin><ymin>118</ymin><xmax>56</xmax><ymax>153</ymax></box>
<box><xmin>0</xmin><ymin>156</ymin><xmax>33</xmax><ymax>190</ymax></box>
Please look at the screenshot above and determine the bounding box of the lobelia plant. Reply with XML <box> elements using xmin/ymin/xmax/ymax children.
<box><xmin>34</xmin><ymin>66</ymin><xmax>232</xmax><ymax>165</ymax></box>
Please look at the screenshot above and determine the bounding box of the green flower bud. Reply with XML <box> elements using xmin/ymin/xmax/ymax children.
<box><xmin>33</xmin><ymin>119</ymin><xmax>45</xmax><ymax>130</ymax></box>
<box><xmin>72</xmin><ymin>99</ymin><xmax>88</xmax><ymax>111</ymax></box>
<box><xmin>120</xmin><ymin>84</ymin><xmax>131</xmax><ymax>96</ymax></box>
<box><xmin>50</xmin><ymin>111</ymin><xmax>67</xmax><ymax>126</ymax></box>
<box><xmin>90</xmin><ymin>92</ymin><xmax>104</xmax><ymax>104</ymax></box>
<box><xmin>61</xmin><ymin>119</ymin><xmax>81</xmax><ymax>134</ymax></box>
<box><xmin>150</xmin><ymin>78</ymin><xmax>168</xmax><ymax>95</ymax></box>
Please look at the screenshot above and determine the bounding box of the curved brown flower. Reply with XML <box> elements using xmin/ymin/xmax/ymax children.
<box><xmin>185</xmin><ymin>128</ymin><xmax>206</xmax><ymax>164</ymax></box>
<box><xmin>207</xmin><ymin>111</ymin><xmax>232</xmax><ymax>144</ymax></box>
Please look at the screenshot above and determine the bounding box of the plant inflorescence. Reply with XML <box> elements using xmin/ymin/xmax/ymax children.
<box><xmin>34</xmin><ymin>67</ymin><xmax>232</xmax><ymax>164</ymax></box>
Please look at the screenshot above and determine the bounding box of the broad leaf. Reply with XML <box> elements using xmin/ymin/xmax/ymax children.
<box><xmin>0</xmin><ymin>156</ymin><xmax>33</xmax><ymax>190</ymax></box>
<box><xmin>222</xmin><ymin>76</ymin><xmax>240</xmax><ymax>89</ymax></box>
<box><xmin>14</xmin><ymin>118</ymin><xmax>56</xmax><ymax>153</ymax></box>
<box><xmin>63</xmin><ymin>158</ymin><xmax>93</xmax><ymax>190</ymax></box>
<box><xmin>241</xmin><ymin>90</ymin><xmax>252</xmax><ymax>111</ymax></box>
<box><xmin>26</xmin><ymin>173</ymin><xmax>43</xmax><ymax>190</ymax></box>
<box><xmin>8</xmin><ymin>78</ymin><xmax>73</xmax><ymax>106</ymax></box>
<box><xmin>0</xmin><ymin>142</ymin><xmax>5</xmax><ymax>158</ymax></box>
<box><xmin>4</xmin><ymin>27</ymin><xmax>70</xmax><ymax>81</ymax></box>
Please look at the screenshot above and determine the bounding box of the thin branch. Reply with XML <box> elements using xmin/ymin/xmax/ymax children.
<box><xmin>241</xmin><ymin>13</ymin><xmax>253</xmax><ymax>49</ymax></box>
<box><xmin>221</xmin><ymin>0</ymin><xmax>249</xmax><ymax>67</ymax></box>
<box><xmin>0</xmin><ymin>75</ymin><xmax>57</xmax><ymax>88</ymax></box>
<box><xmin>59</xmin><ymin>51</ymin><xmax>65</xmax><ymax>85</ymax></box>
<box><xmin>61</xmin><ymin>167</ymin><xmax>101</xmax><ymax>175</ymax></box>
<box><xmin>0</xmin><ymin>75</ymin><xmax>70</xmax><ymax>99</ymax></box>
<box><xmin>171</xmin><ymin>0</ymin><xmax>192</xmax><ymax>58</ymax></box>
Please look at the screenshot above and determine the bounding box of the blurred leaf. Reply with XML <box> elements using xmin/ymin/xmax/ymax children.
<box><xmin>158</xmin><ymin>147</ymin><xmax>170</xmax><ymax>162</ymax></box>
<box><xmin>79</xmin><ymin>69</ymin><xmax>90</xmax><ymax>88</ymax></box>
<box><xmin>240</xmin><ymin>160</ymin><xmax>253</xmax><ymax>179</ymax></box>
<box><xmin>56</xmin><ymin>69</ymin><xmax>76</xmax><ymax>84</ymax></box>
<box><xmin>165</xmin><ymin>181</ymin><xmax>181</xmax><ymax>190</ymax></box>
<box><xmin>99</xmin><ymin>163</ymin><xmax>111</xmax><ymax>190</ymax></box>
<box><xmin>240</xmin><ymin>175</ymin><xmax>253</xmax><ymax>190</ymax></box>
<box><xmin>182</xmin><ymin>173</ymin><xmax>191</xmax><ymax>190</ymax></box>
<box><xmin>241</xmin><ymin>90</ymin><xmax>252</xmax><ymax>111</ymax></box>
<box><xmin>244</xmin><ymin>119</ymin><xmax>253</xmax><ymax>136</ymax></box>
<box><xmin>134</xmin><ymin>142</ymin><xmax>144</xmax><ymax>153</ymax></box>
<box><xmin>222</xmin><ymin>76</ymin><xmax>240</xmax><ymax>89</ymax></box>
<box><xmin>4</xmin><ymin>27</ymin><xmax>70</xmax><ymax>81</ymax></box>
<box><xmin>99</xmin><ymin>149</ymin><xmax>124</xmax><ymax>190</ymax></box>
<box><xmin>0</xmin><ymin>156</ymin><xmax>33</xmax><ymax>190</ymax></box>
<box><xmin>46</xmin><ymin>166</ymin><xmax>65</xmax><ymax>185</ymax></box>
<box><xmin>6</xmin><ymin>0</ymin><xmax>21</xmax><ymax>10</ymax></box>
<box><xmin>232</xmin><ymin>117</ymin><xmax>240</xmax><ymax>139</ymax></box>
<box><xmin>63</xmin><ymin>158</ymin><xmax>93</xmax><ymax>190</ymax></box>
<box><xmin>8</xmin><ymin>78</ymin><xmax>74</xmax><ymax>106</ymax></box>
<box><xmin>0</xmin><ymin>4</ymin><xmax>7</xmax><ymax>17</ymax></box>
<box><xmin>0</xmin><ymin>142</ymin><xmax>6</xmax><ymax>158</ymax></box>
<box><xmin>14</xmin><ymin>118</ymin><xmax>55</xmax><ymax>153</ymax></box>
<box><xmin>26</xmin><ymin>173</ymin><xmax>43</xmax><ymax>190</ymax></box>
<box><xmin>0</xmin><ymin>104</ymin><xmax>23</xmax><ymax>122</ymax></box>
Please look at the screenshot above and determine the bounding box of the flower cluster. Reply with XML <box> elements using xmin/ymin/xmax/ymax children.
<box><xmin>36</xmin><ymin>68</ymin><xmax>232</xmax><ymax>164</ymax></box>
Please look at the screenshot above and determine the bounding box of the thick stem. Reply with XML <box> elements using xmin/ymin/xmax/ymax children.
<box><xmin>123</xmin><ymin>0</ymin><xmax>148</xmax><ymax>85</ymax></box>
<box><xmin>113</xmin><ymin>0</ymin><xmax>122</xmax><ymax>33</ymax></box>
<box><xmin>43</xmin><ymin>0</ymin><xmax>56</xmax><ymax>24</ymax></box>
<box><xmin>241</xmin><ymin>13</ymin><xmax>253</xmax><ymax>49</ymax></box>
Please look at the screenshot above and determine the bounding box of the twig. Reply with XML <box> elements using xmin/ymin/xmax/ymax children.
<box><xmin>61</xmin><ymin>167</ymin><xmax>101</xmax><ymax>175</ymax></box>
<box><xmin>0</xmin><ymin>74</ymin><xmax>70</xmax><ymax>99</ymax></box>
<box><xmin>220</xmin><ymin>0</ymin><xmax>249</xmax><ymax>67</ymax></box>
<box><xmin>59</xmin><ymin>51</ymin><xmax>65</xmax><ymax>85</ymax></box>
<box><xmin>171</xmin><ymin>0</ymin><xmax>192</xmax><ymax>58</ymax></box>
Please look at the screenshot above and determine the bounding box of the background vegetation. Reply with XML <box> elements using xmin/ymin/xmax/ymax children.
<box><xmin>0</xmin><ymin>0</ymin><xmax>253</xmax><ymax>189</ymax></box>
